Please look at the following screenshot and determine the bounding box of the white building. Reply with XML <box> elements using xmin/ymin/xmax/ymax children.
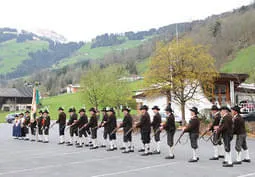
<box><xmin>66</xmin><ymin>84</ymin><xmax>81</xmax><ymax>94</ymax></box>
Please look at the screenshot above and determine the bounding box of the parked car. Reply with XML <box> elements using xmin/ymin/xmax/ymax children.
<box><xmin>5</xmin><ymin>113</ymin><xmax>19</xmax><ymax>124</ymax></box>
<box><xmin>242</xmin><ymin>112</ymin><xmax>255</xmax><ymax>122</ymax></box>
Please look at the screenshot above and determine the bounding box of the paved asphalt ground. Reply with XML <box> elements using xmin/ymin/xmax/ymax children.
<box><xmin>0</xmin><ymin>123</ymin><xmax>255</xmax><ymax>177</ymax></box>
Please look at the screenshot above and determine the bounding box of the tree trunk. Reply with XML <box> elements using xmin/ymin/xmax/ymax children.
<box><xmin>166</xmin><ymin>90</ymin><xmax>171</xmax><ymax>104</ymax></box>
<box><xmin>117</xmin><ymin>105</ymin><xmax>120</xmax><ymax>118</ymax></box>
<box><xmin>95</xmin><ymin>101</ymin><xmax>98</xmax><ymax>110</ymax></box>
<box><xmin>181</xmin><ymin>102</ymin><xmax>186</xmax><ymax>126</ymax></box>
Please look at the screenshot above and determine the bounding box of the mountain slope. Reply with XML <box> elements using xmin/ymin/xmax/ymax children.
<box><xmin>0</xmin><ymin>39</ymin><xmax>48</xmax><ymax>74</ymax></box>
<box><xmin>221</xmin><ymin>45</ymin><xmax>255</xmax><ymax>82</ymax></box>
<box><xmin>54</xmin><ymin>37</ymin><xmax>152</xmax><ymax>68</ymax></box>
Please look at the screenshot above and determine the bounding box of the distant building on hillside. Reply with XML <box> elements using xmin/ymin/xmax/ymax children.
<box><xmin>119</xmin><ymin>75</ymin><xmax>144</xmax><ymax>82</ymax></box>
<box><xmin>0</xmin><ymin>87</ymin><xmax>33</xmax><ymax>111</ymax></box>
<box><xmin>66</xmin><ymin>84</ymin><xmax>81</xmax><ymax>94</ymax></box>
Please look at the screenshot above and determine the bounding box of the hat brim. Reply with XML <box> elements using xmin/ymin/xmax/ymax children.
<box><xmin>231</xmin><ymin>108</ymin><xmax>240</xmax><ymax>113</ymax></box>
<box><xmin>189</xmin><ymin>109</ymin><xmax>199</xmax><ymax>114</ymax></box>
<box><xmin>140</xmin><ymin>107</ymin><xmax>148</xmax><ymax>110</ymax></box>
<box><xmin>152</xmin><ymin>108</ymin><xmax>160</xmax><ymax>111</ymax></box>
<box><xmin>165</xmin><ymin>109</ymin><xmax>173</xmax><ymax>112</ymax></box>
<box><xmin>220</xmin><ymin>107</ymin><xmax>231</xmax><ymax>112</ymax></box>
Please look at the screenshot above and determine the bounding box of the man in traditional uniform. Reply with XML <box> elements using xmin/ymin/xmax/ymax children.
<box><xmin>160</xmin><ymin>103</ymin><xmax>176</xmax><ymax>159</ymax></box>
<box><xmin>26</xmin><ymin>110</ymin><xmax>36</xmax><ymax>142</ymax></box>
<box><xmin>231</xmin><ymin>106</ymin><xmax>251</xmax><ymax>164</ymax></box>
<box><xmin>24</xmin><ymin>110</ymin><xmax>31</xmax><ymax>140</ymax></box>
<box><xmin>37</xmin><ymin>110</ymin><xmax>44</xmax><ymax>142</ymax></box>
<box><xmin>135</xmin><ymin>105</ymin><xmax>152</xmax><ymax>156</ymax></box>
<box><xmin>72</xmin><ymin>108</ymin><xmax>88</xmax><ymax>148</ymax></box>
<box><xmin>183</xmin><ymin>107</ymin><xmax>200</xmax><ymax>162</ymax></box>
<box><xmin>84</xmin><ymin>108</ymin><xmax>99</xmax><ymax>149</ymax></box>
<box><xmin>42</xmin><ymin>110</ymin><xmax>51</xmax><ymax>143</ymax></box>
<box><xmin>151</xmin><ymin>106</ymin><xmax>162</xmax><ymax>154</ymax></box>
<box><xmin>118</xmin><ymin>106</ymin><xmax>134</xmax><ymax>153</ymax></box>
<box><xmin>216</xmin><ymin>106</ymin><xmax>233</xmax><ymax>167</ymax></box>
<box><xmin>99</xmin><ymin>108</ymin><xmax>108</xmax><ymax>148</ymax></box>
<box><xmin>56</xmin><ymin>107</ymin><xmax>67</xmax><ymax>144</ymax></box>
<box><xmin>104</xmin><ymin>107</ymin><xmax>117</xmax><ymax>151</ymax></box>
<box><xmin>208</xmin><ymin>105</ymin><xmax>225</xmax><ymax>160</ymax></box>
<box><xmin>20</xmin><ymin>113</ymin><xmax>27</xmax><ymax>140</ymax></box>
<box><xmin>67</xmin><ymin>108</ymin><xmax>78</xmax><ymax>146</ymax></box>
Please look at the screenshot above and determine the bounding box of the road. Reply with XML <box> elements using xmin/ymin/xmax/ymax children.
<box><xmin>0</xmin><ymin>123</ymin><xmax>254</xmax><ymax>177</ymax></box>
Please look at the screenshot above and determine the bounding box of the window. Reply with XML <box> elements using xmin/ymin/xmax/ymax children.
<box><xmin>214</xmin><ymin>84</ymin><xmax>227</xmax><ymax>105</ymax></box>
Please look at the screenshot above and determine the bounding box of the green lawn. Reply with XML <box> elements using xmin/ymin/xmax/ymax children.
<box><xmin>129</xmin><ymin>80</ymin><xmax>144</xmax><ymax>91</ymax></box>
<box><xmin>40</xmin><ymin>92</ymin><xmax>86</xmax><ymax>120</ymax></box>
<box><xmin>137</xmin><ymin>57</ymin><xmax>150</xmax><ymax>74</ymax></box>
<box><xmin>0</xmin><ymin>111</ymin><xmax>7</xmax><ymax>123</ymax></box>
<box><xmin>221</xmin><ymin>45</ymin><xmax>255</xmax><ymax>82</ymax></box>
<box><xmin>0</xmin><ymin>39</ymin><xmax>49</xmax><ymax>74</ymax></box>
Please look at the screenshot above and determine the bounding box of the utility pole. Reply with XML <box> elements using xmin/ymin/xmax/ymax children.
<box><xmin>176</xmin><ymin>23</ymin><xmax>179</xmax><ymax>45</ymax></box>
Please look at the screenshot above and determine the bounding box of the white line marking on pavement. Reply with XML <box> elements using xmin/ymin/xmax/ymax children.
<box><xmin>90</xmin><ymin>162</ymin><xmax>179</xmax><ymax>177</ymax></box>
<box><xmin>237</xmin><ymin>172</ymin><xmax>255</xmax><ymax>177</ymax></box>
<box><xmin>0</xmin><ymin>149</ymin><xmax>102</xmax><ymax>164</ymax></box>
<box><xmin>0</xmin><ymin>156</ymin><xmax>122</xmax><ymax>176</ymax></box>
<box><xmin>0</xmin><ymin>147</ymin><xmax>61</xmax><ymax>155</ymax></box>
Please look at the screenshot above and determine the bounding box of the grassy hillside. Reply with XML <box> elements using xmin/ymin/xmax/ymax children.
<box><xmin>54</xmin><ymin>37</ymin><xmax>152</xmax><ymax>68</ymax></box>
<box><xmin>40</xmin><ymin>92</ymin><xmax>86</xmax><ymax>120</ymax></box>
<box><xmin>0</xmin><ymin>40</ymin><xmax>49</xmax><ymax>74</ymax></box>
<box><xmin>137</xmin><ymin>57</ymin><xmax>150</xmax><ymax>74</ymax></box>
<box><xmin>221</xmin><ymin>45</ymin><xmax>255</xmax><ymax>82</ymax></box>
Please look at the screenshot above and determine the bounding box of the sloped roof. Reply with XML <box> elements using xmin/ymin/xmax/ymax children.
<box><xmin>0</xmin><ymin>87</ymin><xmax>33</xmax><ymax>98</ymax></box>
<box><xmin>216</xmin><ymin>73</ymin><xmax>249</xmax><ymax>84</ymax></box>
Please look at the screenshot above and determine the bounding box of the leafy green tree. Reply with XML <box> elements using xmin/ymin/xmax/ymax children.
<box><xmin>80</xmin><ymin>64</ymin><xmax>109</xmax><ymax>109</ymax></box>
<box><xmin>104</xmin><ymin>65</ymin><xmax>132</xmax><ymax>116</ymax></box>
<box><xmin>145</xmin><ymin>38</ymin><xmax>218</xmax><ymax>123</ymax></box>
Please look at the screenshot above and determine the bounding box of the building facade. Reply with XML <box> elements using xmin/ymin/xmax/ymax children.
<box><xmin>134</xmin><ymin>73</ymin><xmax>250</xmax><ymax>120</ymax></box>
<box><xmin>0</xmin><ymin>87</ymin><xmax>33</xmax><ymax>111</ymax></box>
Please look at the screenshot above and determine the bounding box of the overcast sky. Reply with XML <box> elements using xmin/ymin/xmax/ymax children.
<box><xmin>0</xmin><ymin>0</ymin><xmax>252</xmax><ymax>41</ymax></box>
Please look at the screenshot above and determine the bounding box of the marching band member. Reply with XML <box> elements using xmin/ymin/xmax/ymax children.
<box><xmin>183</xmin><ymin>107</ymin><xmax>200</xmax><ymax>162</ymax></box>
<box><xmin>161</xmin><ymin>104</ymin><xmax>176</xmax><ymax>159</ymax></box>
<box><xmin>56</xmin><ymin>107</ymin><xmax>67</xmax><ymax>144</ymax></box>
<box><xmin>42</xmin><ymin>110</ymin><xmax>51</xmax><ymax>143</ymax></box>
<box><xmin>151</xmin><ymin>105</ymin><xmax>162</xmax><ymax>155</ymax></box>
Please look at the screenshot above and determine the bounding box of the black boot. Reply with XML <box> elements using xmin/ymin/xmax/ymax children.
<box><xmin>223</xmin><ymin>163</ymin><xmax>233</xmax><ymax>167</ymax></box>
<box><xmin>165</xmin><ymin>155</ymin><xmax>175</xmax><ymax>159</ymax></box>
<box><xmin>242</xmin><ymin>159</ymin><xmax>251</xmax><ymax>163</ymax></box>
<box><xmin>209</xmin><ymin>157</ymin><xmax>219</xmax><ymax>160</ymax></box>
<box><xmin>188</xmin><ymin>158</ymin><xmax>198</xmax><ymax>163</ymax></box>
<box><xmin>138</xmin><ymin>149</ymin><xmax>145</xmax><ymax>152</ymax></box>
<box><xmin>233</xmin><ymin>161</ymin><xmax>242</xmax><ymax>165</ymax></box>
